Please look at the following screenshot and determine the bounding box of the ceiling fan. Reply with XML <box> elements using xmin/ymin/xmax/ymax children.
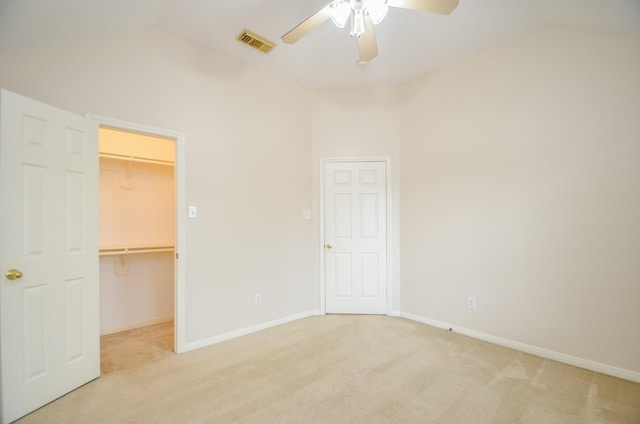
<box><xmin>281</xmin><ymin>0</ymin><xmax>459</xmax><ymax>64</ymax></box>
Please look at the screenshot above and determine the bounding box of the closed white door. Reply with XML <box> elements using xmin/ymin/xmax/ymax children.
<box><xmin>0</xmin><ymin>90</ymin><xmax>100</xmax><ymax>423</ymax></box>
<box><xmin>324</xmin><ymin>161</ymin><xmax>387</xmax><ymax>314</ymax></box>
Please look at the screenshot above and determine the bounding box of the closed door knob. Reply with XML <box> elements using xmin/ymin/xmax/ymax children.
<box><xmin>325</xmin><ymin>243</ymin><xmax>333</xmax><ymax>249</ymax></box>
<box><xmin>6</xmin><ymin>269</ymin><xmax>23</xmax><ymax>281</ymax></box>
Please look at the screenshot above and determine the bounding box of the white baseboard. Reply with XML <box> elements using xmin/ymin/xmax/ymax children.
<box><xmin>100</xmin><ymin>315</ymin><xmax>174</xmax><ymax>336</ymax></box>
<box><xmin>182</xmin><ymin>310</ymin><xmax>322</xmax><ymax>353</ymax></box>
<box><xmin>391</xmin><ymin>311</ymin><xmax>640</xmax><ymax>383</ymax></box>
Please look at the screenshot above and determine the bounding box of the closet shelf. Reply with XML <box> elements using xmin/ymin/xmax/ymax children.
<box><xmin>99</xmin><ymin>152</ymin><xmax>174</xmax><ymax>167</ymax></box>
<box><xmin>99</xmin><ymin>246</ymin><xmax>174</xmax><ymax>256</ymax></box>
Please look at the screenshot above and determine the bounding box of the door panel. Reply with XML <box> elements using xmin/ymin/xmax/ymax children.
<box><xmin>0</xmin><ymin>90</ymin><xmax>100</xmax><ymax>423</ymax></box>
<box><xmin>334</xmin><ymin>253</ymin><xmax>353</xmax><ymax>297</ymax></box>
<box><xmin>65</xmin><ymin>171</ymin><xmax>84</xmax><ymax>251</ymax></box>
<box><xmin>23</xmin><ymin>165</ymin><xmax>47</xmax><ymax>254</ymax></box>
<box><xmin>334</xmin><ymin>193</ymin><xmax>352</xmax><ymax>237</ymax></box>
<box><xmin>360</xmin><ymin>193</ymin><xmax>379</xmax><ymax>237</ymax></box>
<box><xmin>361</xmin><ymin>253</ymin><xmax>379</xmax><ymax>298</ymax></box>
<box><xmin>324</xmin><ymin>161</ymin><xmax>387</xmax><ymax>314</ymax></box>
<box><xmin>24</xmin><ymin>284</ymin><xmax>47</xmax><ymax>381</ymax></box>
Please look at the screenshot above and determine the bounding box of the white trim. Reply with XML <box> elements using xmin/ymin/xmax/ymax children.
<box><xmin>182</xmin><ymin>310</ymin><xmax>322</xmax><ymax>352</ymax></box>
<box><xmin>319</xmin><ymin>157</ymin><xmax>393</xmax><ymax>316</ymax></box>
<box><xmin>393</xmin><ymin>311</ymin><xmax>640</xmax><ymax>384</ymax></box>
<box><xmin>385</xmin><ymin>160</ymin><xmax>393</xmax><ymax>314</ymax></box>
<box><xmin>100</xmin><ymin>315</ymin><xmax>173</xmax><ymax>336</ymax></box>
<box><xmin>319</xmin><ymin>161</ymin><xmax>326</xmax><ymax>315</ymax></box>
<box><xmin>86</xmin><ymin>114</ymin><xmax>187</xmax><ymax>354</ymax></box>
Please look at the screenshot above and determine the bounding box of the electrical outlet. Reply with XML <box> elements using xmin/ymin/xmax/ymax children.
<box><xmin>467</xmin><ymin>296</ymin><xmax>476</xmax><ymax>309</ymax></box>
<box><xmin>255</xmin><ymin>294</ymin><xmax>262</xmax><ymax>305</ymax></box>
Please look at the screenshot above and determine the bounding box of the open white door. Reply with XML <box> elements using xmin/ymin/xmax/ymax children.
<box><xmin>324</xmin><ymin>161</ymin><xmax>388</xmax><ymax>314</ymax></box>
<box><xmin>0</xmin><ymin>90</ymin><xmax>100</xmax><ymax>423</ymax></box>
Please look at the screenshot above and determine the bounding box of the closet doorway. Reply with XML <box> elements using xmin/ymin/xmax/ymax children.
<box><xmin>95</xmin><ymin>119</ymin><xmax>185</xmax><ymax>370</ymax></box>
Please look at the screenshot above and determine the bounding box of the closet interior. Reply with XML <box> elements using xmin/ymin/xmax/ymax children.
<box><xmin>98</xmin><ymin>127</ymin><xmax>175</xmax><ymax>352</ymax></box>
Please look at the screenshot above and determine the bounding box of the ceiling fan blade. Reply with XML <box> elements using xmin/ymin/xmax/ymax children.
<box><xmin>281</xmin><ymin>4</ymin><xmax>333</xmax><ymax>44</ymax></box>
<box><xmin>387</xmin><ymin>0</ymin><xmax>459</xmax><ymax>15</ymax></box>
<box><xmin>357</xmin><ymin>16</ymin><xmax>378</xmax><ymax>62</ymax></box>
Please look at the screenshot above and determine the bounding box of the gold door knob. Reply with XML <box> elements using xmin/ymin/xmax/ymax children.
<box><xmin>325</xmin><ymin>243</ymin><xmax>333</xmax><ymax>249</ymax></box>
<box><xmin>6</xmin><ymin>269</ymin><xmax>23</xmax><ymax>281</ymax></box>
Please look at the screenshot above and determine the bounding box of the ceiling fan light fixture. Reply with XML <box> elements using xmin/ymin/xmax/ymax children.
<box><xmin>330</xmin><ymin>1</ymin><xmax>351</xmax><ymax>29</ymax></box>
<box><xmin>367</xmin><ymin>0</ymin><xmax>389</xmax><ymax>25</ymax></box>
<box><xmin>350</xmin><ymin>10</ymin><xmax>366</xmax><ymax>38</ymax></box>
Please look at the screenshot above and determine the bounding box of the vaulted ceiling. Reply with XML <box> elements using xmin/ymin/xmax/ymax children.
<box><xmin>1</xmin><ymin>0</ymin><xmax>638</xmax><ymax>87</ymax></box>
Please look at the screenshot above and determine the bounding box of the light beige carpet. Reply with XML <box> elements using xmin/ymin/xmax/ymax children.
<box><xmin>99</xmin><ymin>321</ymin><xmax>175</xmax><ymax>374</ymax></box>
<box><xmin>17</xmin><ymin>315</ymin><xmax>640</xmax><ymax>423</ymax></box>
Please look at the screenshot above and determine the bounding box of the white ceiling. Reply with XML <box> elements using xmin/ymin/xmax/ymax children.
<box><xmin>0</xmin><ymin>0</ymin><xmax>638</xmax><ymax>87</ymax></box>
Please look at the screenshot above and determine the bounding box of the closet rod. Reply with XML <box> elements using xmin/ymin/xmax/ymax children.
<box><xmin>99</xmin><ymin>152</ymin><xmax>174</xmax><ymax>167</ymax></box>
<box><xmin>99</xmin><ymin>246</ymin><xmax>174</xmax><ymax>256</ymax></box>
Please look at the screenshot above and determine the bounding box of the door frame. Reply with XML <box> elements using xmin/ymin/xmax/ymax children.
<box><xmin>319</xmin><ymin>157</ymin><xmax>393</xmax><ymax>315</ymax></box>
<box><xmin>87</xmin><ymin>114</ymin><xmax>187</xmax><ymax>354</ymax></box>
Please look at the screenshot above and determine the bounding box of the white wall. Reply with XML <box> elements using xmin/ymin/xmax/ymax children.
<box><xmin>399</xmin><ymin>26</ymin><xmax>640</xmax><ymax>373</ymax></box>
<box><xmin>99</xmin><ymin>253</ymin><xmax>174</xmax><ymax>334</ymax></box>
<box><xmin>0</xmin><ymin>29</ymin><xmax>316</xmax><ymax>346</ymax></box>
<box><xmin>311</xmin><ymin>86</ymin><xmax>401</xmax><ymax>311</ymax></box>
<box><xmin>99</xmin><ymin>157</ymin><xmax>175</xmax><ymax>334</ymax></box>
<box><xmin>99</xmin><ymin>159</ymin><xmax>175</xmax><ymax>248</ymax></box>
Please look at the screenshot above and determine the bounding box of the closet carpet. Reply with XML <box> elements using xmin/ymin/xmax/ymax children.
<box><xmin>17</xmin><ymin>315</ymin><xmax>640</xmax><ymax>423</ymax></box>
<box><xmin>100</xmin><ymin>321</ymin><xmax>175</xmax><ymax>374</ymax></box>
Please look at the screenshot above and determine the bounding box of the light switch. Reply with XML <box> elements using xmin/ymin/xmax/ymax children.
<box><xmin>303</xmin><ymin>209</ymin><xmax>312</xmax><ymax>220</ymax></box>
<box><xmin>188</xmin><ymin>206</ymin><xmax>197</xmax><ymax>218</ymax></box>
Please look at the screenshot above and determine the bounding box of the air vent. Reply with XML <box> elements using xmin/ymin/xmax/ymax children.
<box><xmin>236</xmin><ymin>29</ymin><xmax>276</xmax><ymax>54</ymax></box>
